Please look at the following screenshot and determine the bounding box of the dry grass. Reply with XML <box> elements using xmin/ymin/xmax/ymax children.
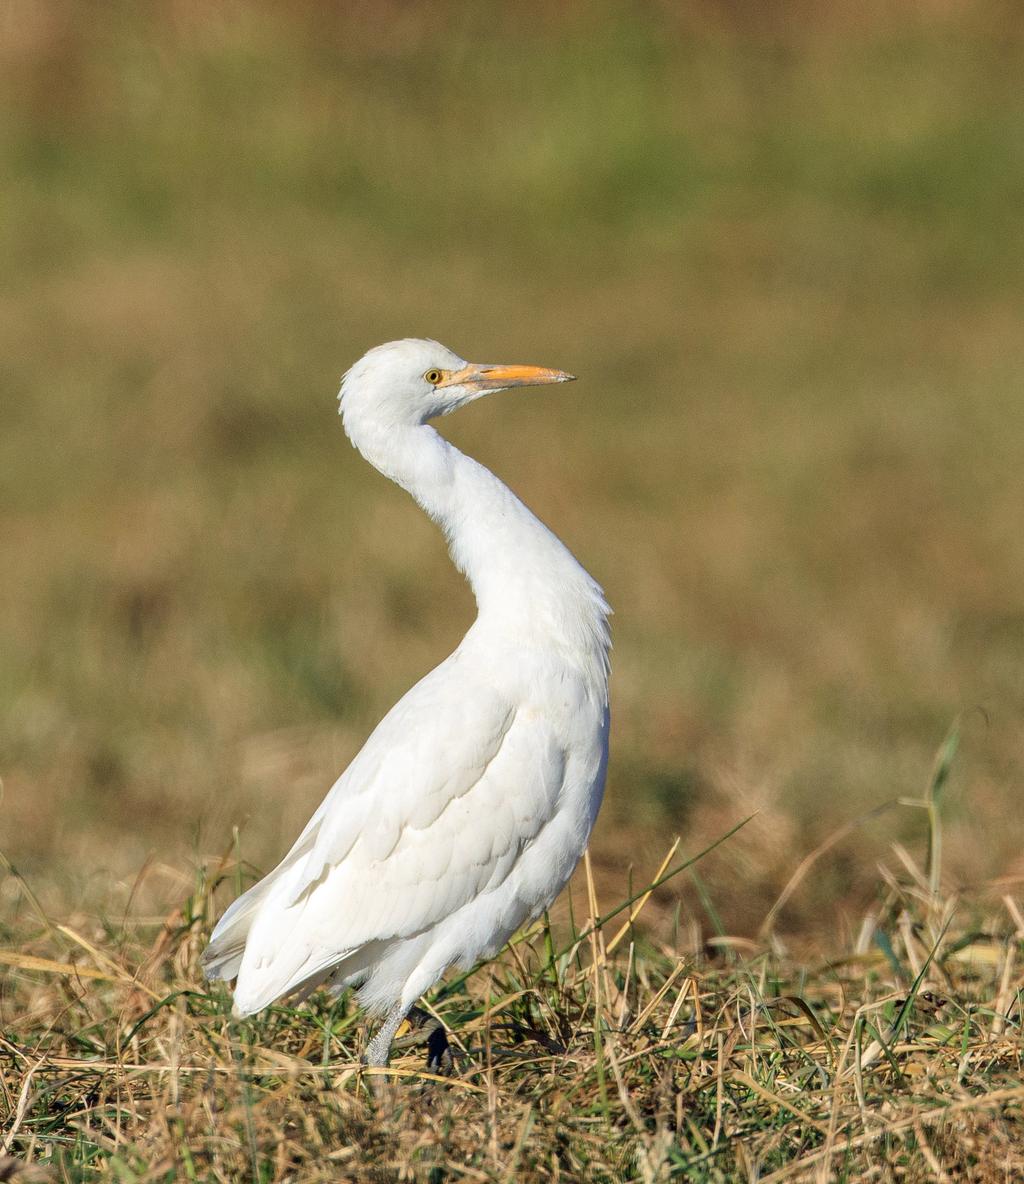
<box><xmin>2</xmin><ymin>812</ymin><xmax>1023</xmax><ymax>1182</ymax></box>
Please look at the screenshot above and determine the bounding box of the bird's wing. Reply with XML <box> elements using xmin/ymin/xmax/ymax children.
<box><xmin>228</xmin><ymin>660</ymin><xmax>566</xmax><ymax>1012</ymax></box>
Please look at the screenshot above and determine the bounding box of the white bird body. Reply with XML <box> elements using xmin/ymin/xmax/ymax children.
<box><xmin>203</xmin><ymin>340</ymin><xmax>610</xmax><ymax>1063</ymax></box>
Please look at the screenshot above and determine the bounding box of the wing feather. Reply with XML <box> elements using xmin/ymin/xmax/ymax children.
<box><xmin>222</xmin><ymin>659</ymin><xmax>567</xmax><ymax>1015</ymax></box>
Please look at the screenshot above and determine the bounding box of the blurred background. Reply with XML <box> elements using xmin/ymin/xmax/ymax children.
<box><xmin>2</xmin><ymin>0</ymin><xmax>1023</xmax><ymax>941</ymax></box>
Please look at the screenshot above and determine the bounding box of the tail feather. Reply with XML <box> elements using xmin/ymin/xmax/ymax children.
<box><xmin>202</xmin><ymin>819</ymin><xmax>325</xmax><ymax>985</ymax></box>
<box><xmin>229</xmin><ymin>939</ymin><xmax>364</xmax><ymax>1017</ymax></box>
<box><xmin>201</xmin><ymin>878</ymin><xmax>276</xmax><ymax>982</ymax></box>
<box><xmin>208</xmin><ymin>860</ymin><xmax>363</xmax><ymax>1017</ymax></box>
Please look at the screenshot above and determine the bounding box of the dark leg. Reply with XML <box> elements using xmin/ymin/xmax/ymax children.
<box><xmin>393</xmin><ymin>1006</ymin><xmax>453</xmax><ymax>1074</ymax></box>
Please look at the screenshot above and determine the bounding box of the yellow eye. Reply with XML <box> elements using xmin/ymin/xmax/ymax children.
<box><xmin>424</xmin><ymin>368</ymin><xmax>444</xmax><ymax>386</ymax></box>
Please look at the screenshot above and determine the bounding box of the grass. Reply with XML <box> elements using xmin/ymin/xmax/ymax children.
<box><xmin>2</xmin><ymin>797</ymin><xmax>1023</xmax><ymax>1181</ymax></box>
<box><xmin>3</xmin><ymin>0</ymin><xmax>1024</xmax><ymax>1177</ymax></box>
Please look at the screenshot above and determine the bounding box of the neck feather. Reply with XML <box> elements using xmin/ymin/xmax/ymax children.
<box><xmin>345</xmin><ymin>420</ymin><xmax>610</xmax><ymax>692</ymax></box>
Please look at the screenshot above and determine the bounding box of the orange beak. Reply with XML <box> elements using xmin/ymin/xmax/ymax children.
<box><xmin>437</xmin><ymin>362</ymin><xmax>576</xmax><ymax>392</ymax></box>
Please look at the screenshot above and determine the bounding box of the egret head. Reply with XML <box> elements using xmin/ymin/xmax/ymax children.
<box><xmin>340</xmin><ymin>338</ymin><xmax>575</xmax><ymax>430</ymax></box>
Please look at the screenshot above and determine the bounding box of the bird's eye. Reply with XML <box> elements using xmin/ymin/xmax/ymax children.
<box><xmin>424</xmin><ymin>369</ymin><xmax>444</xmax><ymax>386</ymax></box>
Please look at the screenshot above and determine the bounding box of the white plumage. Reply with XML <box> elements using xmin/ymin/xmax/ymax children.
<box><xmin>202</xmin><ymin>339</ymin><xmax>611</xmax><ymax>1066</ymax></box>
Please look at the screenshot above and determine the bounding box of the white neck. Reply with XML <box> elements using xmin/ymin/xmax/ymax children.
<box><xmin>344</xmin><ymin>418</ymin><xmax>610</xmax><ymax>695</ymax></box>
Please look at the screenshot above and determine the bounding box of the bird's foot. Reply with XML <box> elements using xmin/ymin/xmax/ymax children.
<box><xmin>393</xmin><ymin>1006</ymin><xmax>454</xmax><ymax>1075</ymax></box>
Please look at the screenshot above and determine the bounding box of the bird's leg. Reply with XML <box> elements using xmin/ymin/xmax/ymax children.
<box><xmin>393</xmin><ymin>1005</ymin><xmax>454</xmax><ymax>1074</ymax></box>
<box><xmin>362</xmin><ymin>1002</ymin><xmax>411</xmax><ymax>1069</ymax></box>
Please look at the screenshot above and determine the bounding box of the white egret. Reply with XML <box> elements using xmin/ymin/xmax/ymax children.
<box><xmin>202</xmin><ymin>339</ymin><xmax>611</xmax><ymax>1067</ymax></box>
